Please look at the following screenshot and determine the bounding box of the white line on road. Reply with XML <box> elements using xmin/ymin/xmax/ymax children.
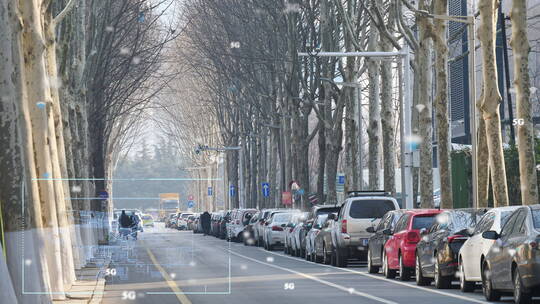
<box><xmin>228</xmin><ymin>249</ymin><xmax>398</xmax><ymax>304</ymax></box>
<box><xmin>257</xmin><ymin>248</ymin><xmax>489</xmax><ymax>304</ymax></box>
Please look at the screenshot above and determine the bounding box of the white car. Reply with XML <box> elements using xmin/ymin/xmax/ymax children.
<box><xmin>253</xmin><ymin>209</ymin><xmax>282</xmax><ymax>246</ymax></box>
<box><xmin>458</xmin><ymin>206</ymin><xmax>519</xmax><ymax>292</ymax></box>
<box><xmin>263</xmin><ymin>212</ymin><xmax>294</xmax><ymax>250</ymax></box>
<box><xmin>176</xmin><ymin>213</ymin><xmax>194</xmax><ymax>230</ymax></box>
<box><xmin>226</xmin><ymin>209</ymin><xmax>257</xmax><ymax>241</ymax></box>
<box><xmin>305</xmin><ymin>214</ymin><xmax>328</xmax><ymax>261</ymax></box>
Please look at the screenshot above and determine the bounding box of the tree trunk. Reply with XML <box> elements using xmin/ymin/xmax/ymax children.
<box><xmin>417</xmin><ymin>0</ymin><xmax>434</xmax><ymax>209</ymax></box>
<box><xmin>20</xmin><ymin>0</ymin><xmax>66</xmax><ymax>298</ymax></box>
<box><xmin>368</xmin><ymin>24</ymin><xmax>381</xmax><ymax>190</ymax></box>
<box><xmin>433</xmin><ymin>0</ymin><xmax>453</xmax><ymax>209</ymax></box>
<box><xmin>380</xmin><ymin>9</ymin><xmax>396</xmax><ymax>196</ymax></box>
<box><xmin>509</xmin><ymin>0</ymin><xmax>539</xmax><ymax>205</ymax></box>
<box><xmin>478</xmin><ymin>0</ymin><xmax>509</xmax><ymax>207</ymax></box>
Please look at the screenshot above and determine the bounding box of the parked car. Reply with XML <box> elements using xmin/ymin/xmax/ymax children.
<box><xmin>366</xmin><ymin>209</ymin><xmax>407</xmax><ymax>273</ymax></box>
<box><xmin>263</xmin><ymin>212</ymin><xmax>295</xmax><ymax>250</ymax></box>
<box><xmin>284</xmin><ymin>212</ymin><xmax>308</xmax><ymax>255</ymax></box>
<box><xmin>313</xmin><ymin>213</ymin><xmax>339</xmax><ymax>264</ymax></box>
<box><xmin>481</xmin><ymin>205</ymin><xmax>540</xmax><ymax>303</ymax></box>
<box><xmin>219</xmin><ymin>211</ymin><xmax>232</xmax><ymax>239</ymax></box>
<box><xmin>305</xmin><ymin>214</ymin><xmax>329</xmax><ymax>261</ymax></box>
<box><xmin>286</xmin><ymin>212</ymin><xmax>309</xmax><ymax>256</ymax></box>
<box><xmin>415</xmin><ymin>209</ymin><xmax>485</xmax><ymax>288</ymax></box>
<box><xmin>176</xmin><ymin>212</ymin><xmax>194</xmax><ymax>230</ymax></box>
<box><xmin>211</xmin><ymin>212</ymin><xmax>223</xmax><ymax>236</ymax></box>
<box><xmin>187</xmin><ymin>214</ymin><xmax>198</xmax><ymax>230</ymax></box>
<box><xmin>166</xmin><ymin>213</ymin><xmax>178</xmax><ymax>228</ymax></box>
<box><xmin>331</xmin><ymin>191</ymin><xmax>400</xmax><ymax>267</ymax></box>
<box><xmin>459</xmin><ymin>206</ymin><xmax>518</xmax><ymax>292</ymax></box>
<box><xmin>382</xmin><ymin>209</ymin><xmax>442</xmax><ymax>280</ymax></box>
<box><xmin>192</xmin><ymin>214</ymin><xmax>203</xmax><ymax>233</ymax></box>
<box><xmin>227</xmin><ymin>209</ymin><xmax>257</xmax><ymax>241</ymax></box>
<box><xmin>141</xmin><ymin>214</ymin><xmax>155</xmax><ymax>227</ymax></box>
<box><xmin>292</xmin><ymin>206</ymin><xmax>340</xmax><ymax>258</ymax></box>
<box><xmin>242</xmin><ymin>211</ymin><xmax>260</xmax><ymax>245</ymax></box>
<box><xmin>253</xmin><ymin>209</ymin><xmax>281</xmax><ymax>246</ymax></box>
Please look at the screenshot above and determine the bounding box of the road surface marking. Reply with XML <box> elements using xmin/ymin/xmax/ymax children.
<box><xmin>144</xmin><ymin>243</ymin><xmax>192</xmax><ymax>304</ymax></box>
<box><xmin>228</xmin><ymin>249</ymin><xmax>398</xmax><ymax>304</ymax></box>
<box><xmin>259</xmin><ymin>248</ymin><xmax>489</xmax><ymax>304</ymax></box>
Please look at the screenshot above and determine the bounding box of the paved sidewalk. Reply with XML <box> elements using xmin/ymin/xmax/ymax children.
<box><xmin>53</xmin><ymin>259</ymin><xmax>109</xmax><ymax>304</ymax></box>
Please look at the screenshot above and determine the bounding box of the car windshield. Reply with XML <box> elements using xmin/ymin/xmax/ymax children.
<box><xmin>142</xmin><ymin>215</ymin><xmax>152</xmax><ymax>220</ymax></box>
<box><xmin>162</xmin><ymin>201</ymin><xmax>178</xmax><ymax>209</ymax></box>
<box><xmin>316</xmin><ymin>214</ymin><xmax>329</xmax><ymax>226</ymax></box>
<box><xmin>448</xmin><ymin>211</ymin><xmax>478</xmax><ymax>232</ymax></box>
<box><xmin>182</xmin><ymin>214</ymin><xmax>192</xmax><ymax>218</ymax></box>
<box><xmin>316</xmin><ymin>207</ymin><xmax>340</xmax><ymax>216</ymax></box>
<box><xmin>500</xmin><ymin>211</ymin><xmax>513</xmax><ymax>227</ymax></box>
<box><xmin>412</xmin><ymin>215</ymin><xmax>436</xmax><ymax>230</ymax></box>
<box><xmin>348</xmin><ymin>199</ymin><xmax>395</xmax><ymax>219</ymax></box>
<box><xmin>272</xmin><ymin>213</ymin><xmax>292</xmax><ymax>223</ymax></box>
<box><xmin>532</xmin><ymin>209</ymin><xmax>540</xmax><ymax>229</ymax></box>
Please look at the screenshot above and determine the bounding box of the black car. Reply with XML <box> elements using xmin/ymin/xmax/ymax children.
<box><xmin>366</xmin><ymin>209</ymin><xmax>406</xmax><ymax>273</ymax></box>
<box><xmin>481</xmin><ymin>205</ymin><xmax>540</xmax><ymax>303</ymax></box>
<box><xmin>219</xmin><ymin>211</ymin><xmax>232</xmax><ymax>239</ymax></box>
<box><xmin>415</xmin><ymin>208</ymin><xmax>485</xmax><ymax>289</ymax></box>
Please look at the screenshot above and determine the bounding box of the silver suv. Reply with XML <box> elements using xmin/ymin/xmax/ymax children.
<box><xmin>331</xmin><ymin>191</ymin><xmax>399</xmax><ymax>267</ymax></box>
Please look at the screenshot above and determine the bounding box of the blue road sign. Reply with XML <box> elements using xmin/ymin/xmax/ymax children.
<box><xmin>97</xmin><ymin>190</ymin><xmax>109</xmax><ymax>200</ymax></box>
<box><xmin>262</xmin><ymin>182</ymin><xmax>270</xmax><ymax>197</ymax></box>
<box><xmin>338</xmin><ymin>175</ymin><xmax>345</xmax><ymax>185</ymax></box>
<box><xmin>208</xmin><ymin>187</ymin><xmax>213</xmax><ymax>196</ymax></box>
<box><xmin>297</xmin><ymin>188</ymin><xmax>305</xmax><ymax>196</ymax></box>
<box><xmin>229</xmin><ymin>185</ymin><xmax>236</xmax><ymax>197</ymax></box>
<box><xmin>188</xmin><ymin>201</ymin><xmax>194</xmax><ymax>208</ymax></box>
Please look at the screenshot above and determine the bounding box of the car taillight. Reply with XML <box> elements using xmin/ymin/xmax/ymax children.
<box><xmin>272</xmin><ymin>226</ymin><xmax>283</xmax><ymax>231</ymax></box>
<box><xmin>447</xmin><ymin>235</ymin><xmax>467</xmax><ymax>243</ymax></box>
<box><xmin>406</xmin><ymin>231</ymin><xmax>420</xmax><ymax>244</ymax></box>
<box><xmin>236</xmin><ymin>220</ymin><xmax>240</xmax><ymax>224</ymax></box>
<box><xmin>289</xmin><ymin>227</ymin><xmax>294</xmax><ymax>232</ymax></box>
<box><xmin>341</xmin><ymin>220</ymin><xmax>347</xmax><ymax>233</ymax></box>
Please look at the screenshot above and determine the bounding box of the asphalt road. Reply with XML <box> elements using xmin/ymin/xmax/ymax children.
<box><xmin>100</xmin><ymin>223</ymin><xmax>531</xmax><ymax>304</ymax></box>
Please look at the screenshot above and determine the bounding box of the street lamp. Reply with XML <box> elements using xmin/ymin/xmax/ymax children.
<box><xmin>196</xmin><ymin>144</ymin><xmax>245</xmax><ymax>209</ymax></box>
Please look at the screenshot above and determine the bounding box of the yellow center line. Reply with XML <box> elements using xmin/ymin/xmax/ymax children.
<box><xmin>143</xmin><ymin>242</ymin><xmax>192</xmax><ymax>304</ymax></box>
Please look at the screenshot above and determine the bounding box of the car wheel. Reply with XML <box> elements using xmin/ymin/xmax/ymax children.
<box><xmin>415</xmin><ymin>253</ymin><xmax>430</xmax><ymax>286</ymax></box>
<box><xmin>267</xmin><ymin>243</ymin><xmax>274</xmax><ymax>251</ymax></box>
<box><xmin>284</xmin><ymin>244</ymin><xmax>289</xmax><ymax>254</ymax></box>
<box><xmin>434</xmin><ymin>259</ymin><xmax>451</xmax><ymax>289</ymax></box>
<box><xmin>482</xmin><ymin>263</ymin><xmax>501</xmax><ymax>301</ymax></box>
<box><xmin>399</xmin><ymin>254</ymin><xmax>411</xmax><ymax>281</ymax></box>
<box><xmin>331</xmin><ymin>248</ymin><xmax>337</xmax><ymax>266</ymax></box>
<box><xmin>459</xmin><ymin>261</ymin><xmax>475</xmax><ymax>292</ymax></box>
<box><xmin>383</xmin><ymin>251</ymin><xmax>396</xmax><ymax>279</ymax></box>
<box><xmin>367</xmin><ymin>248</ymin><xmax>379</xmax><ymax>274</ymax></box>
<box><xmin>323</xmin><ymin>244</ymin><xmax>331</xmax><ymax>265</ymax></box>
<box><xmin>335</xmin><ymin>247</ymin><xmax>348</xmax><ymax>268</ymax></box>
<box><xmin>513</xmin><ymin>268</ymin><xmax>532</xmax><ymax>304</ymax></box>
<box><xmin>305</xmin><ymin>248</ymin><xmax>310</xmax><ymax>261</ymax></box>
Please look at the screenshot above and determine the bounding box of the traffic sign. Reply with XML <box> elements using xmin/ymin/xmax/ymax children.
<box><xmin>97</xmin><ymin>190</ymin><xmax>109</xmax><ymax>200</ymax></box>
<box><xmin>188</xmin><ymin>201</ymin><xmax>194</xmax><ymax>208</ymax></box>
<box><xmin>229</xmin><ymin>185</ymin><xmax>236</xmax><ymax>197</ymax></box>
<box><xmin>262</xmin><ymin>182</ymin><xmax>270</xmax><ymax>197</ymax></box>
<box><xmin>338</xmin><ymin>174</ymin><xmax>345</xmax><ymax>185</ymax></box>
<box><xmin>208</xmin><ymin>187</ymin><xmax>213</xmax><ymax>196</ymax></box>
<box><xmin>188</xmin><ymin>195</ymin><xmax>194</xmax><ymax>201</ymax></box>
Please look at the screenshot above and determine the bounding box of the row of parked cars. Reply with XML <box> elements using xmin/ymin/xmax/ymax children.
<box><xmin>165</xmin><ymin>212</ymin><xmax>203</xmax><ymax>232</ymax></box>
<box><xmin>177</xmin><ymin>191</ymin><xmax>540</xmax><ymax>304</ymax></box>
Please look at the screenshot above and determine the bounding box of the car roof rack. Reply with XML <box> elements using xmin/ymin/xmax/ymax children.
<box><xmin>347</xmin><ymin>190</ymin><xmax>391</xmax><ymax>198</ymax></box>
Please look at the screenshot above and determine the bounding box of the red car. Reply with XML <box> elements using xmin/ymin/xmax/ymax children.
<box><xmin>382</xmin><ymin>209</ymin><xmax>442</xmax><ymax>280</ymax></box>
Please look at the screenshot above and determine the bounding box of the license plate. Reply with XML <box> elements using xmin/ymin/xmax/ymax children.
<box><xmin>361</xmin><ymin>239</ymin><xmax>369</xmax><ymax>246</ymax></box>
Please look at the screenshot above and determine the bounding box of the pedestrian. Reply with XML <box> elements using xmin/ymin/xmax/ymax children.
<box><xmin>201</xmin><ymin>211</ymin><xmax>211</xmax><ymax>235</ymax></box>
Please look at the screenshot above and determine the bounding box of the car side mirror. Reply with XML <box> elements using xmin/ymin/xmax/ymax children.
<box><xmin>482</xmin><ymin>230</ymin><xmax>499</xmax><ymax>240</ymax></box>
<box><xmin>281</xmin><ymin>223</ymin><xmax>286</xmax><ymax>227</ymax></box>
<box><xmin>382</xmin><ymin>228</ymin><xmax>393</xmax><ymax>236</ymax></box>
<box><xmin>314</xmin><ymin>224</ymin><xmax>321</xmax><ymax>229</ymax></box>
<box><xmin>366</xmin><ymin>226</ymin><xmax>375</xmax><ymax>233</ymax></box>
<box><xmin>419</xmin><ymin>228</ymin><xmax>428</xmax><ymax>236</ymax></box>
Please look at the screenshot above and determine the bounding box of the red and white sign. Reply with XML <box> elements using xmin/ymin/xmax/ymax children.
<box><xmin>282</xmin><ymin>191</ymin><xmax>292</xmax><ymax>206</ymax></box>
<box><xmin>188</xmin><ymin>195</ymin><xmax>194</xmax><ymax>201</ymax></box>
